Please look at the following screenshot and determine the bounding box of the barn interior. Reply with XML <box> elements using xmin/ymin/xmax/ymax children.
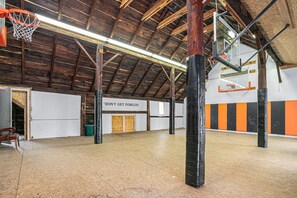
<box><xmin>1</xmin><ymin>0</ymin><xmax>297</xmax><ymax>197</ymax></box>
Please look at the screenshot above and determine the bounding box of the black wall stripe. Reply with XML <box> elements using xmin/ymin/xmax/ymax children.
<box><xmin>271</xmin><ymin>101</ymin><xmax>285</xmax><ymax>135</ymax></box>
<box><xmin>227</xmin><ymin>103</ymin><xmax>236</xmax><ymax>131</ymax></box>
<box><xmin>247</xmin><ymin>103</ymin><xmax>257</xmax><ymax>132</ymax></box>
<box><xmin>211</xmin><ymin>104</ymin><xmax>218</xmax><ymax>129</ymax></box>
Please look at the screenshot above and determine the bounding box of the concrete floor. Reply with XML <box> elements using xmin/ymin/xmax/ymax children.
<box><xmin>1</xmin><ymin>129</ymin><xmax>297</xmax><ymax>198</ymax></box>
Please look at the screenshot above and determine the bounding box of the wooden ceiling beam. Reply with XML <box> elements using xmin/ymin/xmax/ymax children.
<box><xmin>106</xmin><ymin>56</ymin><xmax>126</xmax><ymax>93</ymax></box>
<box><xmin>49</xmin><ymin>36</ymin><xmax>58</xmax><ymax>88</ymax></box>
<box><xmin>86</xmin><ymin>0</ymin><xmax>97</xmax><ymax>30</ymax></box>
<box><xmin>57</xmin><ymin>0</ymin><xmax>63</xmax><ymax>20</ymax></box>
<box><xmin>120</xmin><ymin>0</ymin><xmax>134</xmax><ymax>8</ymax></box>
<box><xmin>142</xmin><ymin>0</ymin><xmax>173</xmax><ymax>21</ymax></box>
<box><xmin>171</xmin><ymin>9</ymin><xmax>215</xmax><ymax>35</ymax></box>
<box><xmin>119</xmin><ymin>60</ymin><xmax>141</xmax><ymax>95</ymax></box>
<box><xmin>132</xmin><ymin>64</ymin><xmax>154</xmax><ymax>96</ymax></box>
<box><xmin>71</xmin><ymin>49</ymin><xmax>82</xmax><ymax>90</ymax></box>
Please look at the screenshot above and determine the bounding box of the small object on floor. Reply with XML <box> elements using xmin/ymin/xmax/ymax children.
<box><xmin>0</xmin><ymin>127</ymin><xmax>20</xmax><ymax>149</ymax></box>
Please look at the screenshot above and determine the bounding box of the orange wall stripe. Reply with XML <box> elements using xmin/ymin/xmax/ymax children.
<box><xmin>267</xmin><ymin>101</ymin><xmax>271</xmax><ymax>134</ymax></box>
<box><xmin>285</xmin><ymin>101</ymin><xmax>297</xmax><ymax>136</ymax></box>
<box><xmin>205</xmin><ymin>104</ymin><xmax>211</xmax><ymax>129</ymax></box>
<box><xmin>236</xmin><ymin>103</ymin><xmax>247</xmax><ymax>132</ymax></box>
<box><xmin>218</xmin><ymin>104</ymin><xmax>227</xmax><ymax>130</ymax></box>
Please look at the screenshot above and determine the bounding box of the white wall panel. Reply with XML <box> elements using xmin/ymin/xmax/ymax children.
<box><xmin>31</xmin><ymin>91</ymin><xmax>81</xmax><ymax>139</ymax></box>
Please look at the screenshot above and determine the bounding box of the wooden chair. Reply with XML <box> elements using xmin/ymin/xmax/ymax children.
<box><xmin>0</xmin><ymin>127</ymin><xmax>20</xmax><ymax>149</ymax></box>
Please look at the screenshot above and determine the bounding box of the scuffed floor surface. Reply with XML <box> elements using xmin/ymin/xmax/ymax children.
<box><xmin>1</xmin><ymin>129</ymin><xmax>297</xmax><ymax>198</ymax></box>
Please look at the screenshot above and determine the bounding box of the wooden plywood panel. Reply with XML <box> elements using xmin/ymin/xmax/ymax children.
<box><xmin>112</xmin><ymin>115</ymin><xmax>123</xmax><ymax>133</ymax></box>
<box><xmin>285</xmin><ymin>100</ymin><xmax>297</xmax><ymax>136</ymax></box>
<box><xmin>218</xmin><ymin>104</ymin><xmax>227</xmax><ymax>130</ymax></box>
<box><xmin>124</xmin><ymin>115</ymin><xmax>135</xmax><ymax>132</ymax></box>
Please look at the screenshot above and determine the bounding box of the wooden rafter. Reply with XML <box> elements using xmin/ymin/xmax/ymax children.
<box><xmin>171</xmin><ymin>9</ymin><xmax>215</xmax><ymax>36</ymax></box>
<box><xmin>132</xmin><ymin>64</ymin><xmax>154</xmax><ymax>96</ymax></box>
<box><xmin>143</xmin><ymin>69</ymin><xmax>163</xmax><ymax>97</ymax></box>
<box><xmin>119</xmin><ymin>60</ymin><xmax>141</xmax><ymax>94</ymax></box>
<box><xmin>120</xmin><ymin>0</ymin><xmax>134</xmax><ymax>8</ymax></box>
<box><xmin>86</xmin><ymin>0</ymin><xmax>97</xmax><ymax>30</ymax></box>
<box><xmin>106</xmin><ymin>56</ymin><xmax>126</xmax><ymax>93</ymax></box>
<box><xmin>49</xmin><ymin>36</ymin><xmax>58</xmax><ymax>88</ymax></box>
<box><xmin>142</xmin><ymin>0</ymin><xmax>173</xmax><ymax>21</ymax></box>
<box><xmin>57</xmin><ymin>0</ymin><xmax>63</xmax><ymax>20</ymax></box>
<box><xmin>71</xmin><ymin>49</ymin><xmax>82</xmax><ymax>90</ymax></box>
<box><xmin>74</xmin><ymin>39</ymin><xmax>97</xmax><ymax>67</ymax></box>
<box><xmin>110</xmin><ymin>7</ymin><xmax>124</xmax><ymax>38</ymax></box>
<box><xmin>157</xmin><ymin>6</ymin><xmax>187</xmax><ymax>29</ymax></box>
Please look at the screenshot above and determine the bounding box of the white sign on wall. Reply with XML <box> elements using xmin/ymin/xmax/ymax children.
<box><xmin>102</xmin><ymin>97</ymin><xmax>147</xmax><ymax>111</ymax></box>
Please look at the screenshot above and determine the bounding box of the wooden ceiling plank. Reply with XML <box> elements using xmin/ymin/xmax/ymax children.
<box><xmin>143</xmin><ymin>69</ymin><xmax>163</xmax><ymax>97</ymax></box>
<box><xmin>86</xmin><ymin>0</ymin><xmax>97</xmax><ymax>30</ymax></box>
<box><xmin>276</xmin><ymin>0</ymin><xmax>295</xmax><ymax>29</ymax></box>
<box><xmin>106</xmin><ymin>56</ymin><xmax>126</xmax><ymax>93</ymax></box>
<box><xmin>142</xmin><ymin>0</ymin><xmax>173</xmax><ymax>21</ymax></box>
<box><xmin>153</xmin><ymin>77</ymin><xmax>168</xmax><ymax>98</ymax></box>
<box><xmin>132</xmin><ymin>64</ymin><xmax>154</xmax><ymax>96</ymax></box>
<box><xmin>119</xmin><ymin>60</ymin><xmax>141</xmax><ymax>95</ymax></box>
<box><xmin>110</xmin><ymin>7</ymin><xmax>125</xmax><ymax>38</ymax></box>
<box><xmin>71</xmin><ymin>49</ymin><xmax>82</xmax><ymax>90</ymax></box>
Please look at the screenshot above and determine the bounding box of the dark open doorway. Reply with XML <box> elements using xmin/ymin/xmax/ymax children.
<box><xmin>12</xmin><ymin>102</ymin><xmax>24</xmax><ymax>136</ymax></box>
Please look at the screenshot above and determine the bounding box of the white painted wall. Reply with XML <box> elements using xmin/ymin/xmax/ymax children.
<box><xmin>31</xmin><ymin>91</ymin><xmax>81</xmax><ymax>139</ymax></box>
<box><xmin>150</xmin><ymin>101</ymin><xmax>184</xmax><ymax>130</ymax></box>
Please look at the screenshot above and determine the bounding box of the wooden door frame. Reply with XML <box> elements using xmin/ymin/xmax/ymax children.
<box><xmin>112</xmin><ymin>115</ymin><xmax>124</xmax><ymax>133</ymax></box>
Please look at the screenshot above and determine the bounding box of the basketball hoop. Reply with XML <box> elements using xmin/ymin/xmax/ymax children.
<box><xmin>0</xmin><ymin>8</ymin><xmax>40</xmax><ymax>42</ymax></box>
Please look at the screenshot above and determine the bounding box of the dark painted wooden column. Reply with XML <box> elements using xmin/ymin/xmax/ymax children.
<box><xmin>185</xmin><ymin>0</ymin><xmax>206</xmax><ymax>188</ymax></box>
<box><xmin>169</xmin><ymin>68</ymin><xmax>175</xmax><ymax>134</ymax></box>
<box><xmin>256</xmin><ymin>31</ymin><xmax>268</xmax><ymax>148</ymax></box>
<box><xmin>94</xmin><ymin>45</ymin><xmax>104</xmax><ymax>144</ymax></box>
<box><xmin>147</xmin><ymin>99</ymin><xmax>150</xmax><ymax>131</ymax></box>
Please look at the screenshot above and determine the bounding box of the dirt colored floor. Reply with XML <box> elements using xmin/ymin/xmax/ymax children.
<box><xmin>1</xmin><ymin>129</ymin><xmax>297</xmax><ymax>198</ymax></box>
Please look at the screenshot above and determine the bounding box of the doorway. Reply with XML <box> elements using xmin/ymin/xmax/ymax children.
<box><xmin>112</xmin><ymin>115</ymin><xmax>135</xmax><ymax>133</ymax></box>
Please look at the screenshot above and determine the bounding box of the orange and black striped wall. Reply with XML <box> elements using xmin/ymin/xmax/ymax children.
<box><xmin>205</xmin><ymin>101</ymin><xmax>297</xmax><ymax>136</ymax></box>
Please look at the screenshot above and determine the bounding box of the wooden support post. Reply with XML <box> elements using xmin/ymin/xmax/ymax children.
<box><xmin>81</xmin><ymin>94</ymin><xmax>87</xmax><ymax>136</ymax></box>
<box><xmin>185</xmin><ymin>0</ymin><xmax>205</xmax><ymax>188</ymax></box>
<box><xmin>94</xmin><ymin>44</ymin><xmax>104</xmax><ymax>144</ymax></box>
<box><xmin>169</xmin><ymin>67</ymin><xmax>175</xmax><ymax>134</ymax></box>
<box><xmin>147</xmin><ymin>99</ymin><xmax>150</xmax><ymax>131</ymax></box>
<box><xmin>256</xmin><ymin>31</ymin><xmax>268</xmax><ymax>148</ymax></box>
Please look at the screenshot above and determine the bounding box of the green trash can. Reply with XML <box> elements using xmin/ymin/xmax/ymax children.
<box><xmin>85</xmin><ymin>125</ymin><xmax>94</xmax><ymax>136</ymax></box>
